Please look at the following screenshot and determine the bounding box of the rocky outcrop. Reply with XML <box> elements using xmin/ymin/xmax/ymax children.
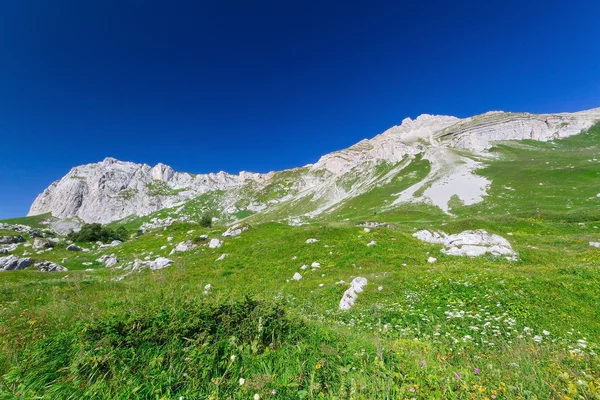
<box><xmin>28</xmin><ymin>108</ymin><xmax>600</xmax><ymax>223</ymax></box>
<box><xmin>0</xmin><ymin>236</ymin><xmax>25</xmax><ymax>245</ymax></box>
<box><xmin>35</xmin><ymin>261</ymin><xmax>67</xmax><ymax>272</ymax></box>
<box><xmin>413</xmin><ymin>229</ymin><xmax>517</xmax><ymax>259</ymax></box>
<box><xmin>339</xmin><ymin>277</ymin><xmax>368</xmax><ymax>310</ymax></box>
<box><xmin>0</xmin><ymin>256</ymin><xmax>33</xmax><ymax>271</ymax></box>
<box><xmin>28</xmin><ymin>158</ymin><xmax>269</xmax><ymax>224</ymax></box>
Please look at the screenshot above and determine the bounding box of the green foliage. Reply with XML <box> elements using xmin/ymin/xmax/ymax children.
<box><xmin>67</xmin><ymin>223</ymin><xmax>127</xmax><ymax>243</ymax></box>
<box><xmin>146</xmin><ymin>180</ymin><xmax>187</xmax><ymax>196</ymax></box>
<box><xmin>199</xmin><ymin>214</ymin><xmax>212</xmax><ymax>228</ymax></box>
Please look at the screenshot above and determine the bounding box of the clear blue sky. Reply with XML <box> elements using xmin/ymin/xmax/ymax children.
<box><xmin>1</xmin><ymin>0</ymin><xmax>599</xmax><ymax>219</ymax></box>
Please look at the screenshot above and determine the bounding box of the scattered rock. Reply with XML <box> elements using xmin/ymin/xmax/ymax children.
<box><xmin>306</xmin><ymin>238</ymin><xmax>319</xmax><ymax>244</ymax></box>
<box><xmin>97</xmin><ymin>254</ymin><xmax>118</xmax><ymax>267</ymax></box>
<box><xmin>311</xmin><ymin>262</ymin><xmax>321</xmax><ymax>269</ymax></box>
<box><xmin>364</xmin><ymin>228</ymin><xmax>371</xmax><ymax>233</ymax></box>
<box><xmin>414</xmin><ymin>229</ymin><xmax>517</xmax><ymax>260</ymax></box>
<box><xmin>174</xmin><ymin>240</ymin><xmax>196</xmax><ymax>252</ymax></box>
<box><xmin>148</xmin><ymin>257</ymin><xmax>173</xmax><ymax>270</ymax></box>
<box><xmin>339</xmin><ymin>277</ymin><xmax>367</xmax><ymax>310</ymax></box>
<box><xmin>33</xmin><ymin>238</ymin><xmax>53</xmax><ymax>250</ymax></box>
<box><xmin>300</xmin><ymin>264</ymin><xmax>308</xmax><ymax>270</ymax></box>
<box><xmin>203</xmin><ymin>284</ymin><xmax>212</xmax><ymax>295</ymax></box>
<box><xmin>590</xmin><ymin>242</ymin><xmax>600</xmax><ymax>248</ymax></box>
<box><xmin>99</xmin><ymin>240</ymin><xmax>123</xmax><ymax>249</ymax></box>
<box><xmin>427</xmin><ymin>256</ymin><xmax>437</xmax><ymax>263</ymax></box>
<box><xmin>216</xmin><ymin>253</ymin><xmax>228</xmax><ymax>261</ymax></box>
<box><xmin>293</xmin><ymin>272</ymin><xmax>302</xmax><ymax>280</ymax></box>
<box><xmin>0</xmin><ymin>235</ymin><xmax>25</xmax><ymax>245</ymax></box>
<box><xmin>0</xmin><ymin>243</ymin><xmax>19</xmax><ymax>254</ymax></box>
<box><xmin>367</xmin><ymin>241</ymin><xmax>377</xmax><ymax>247</ymax></box>
<box><xmin>167</xmin><ymin>236</ymin><xmax>174</xmax><ymax>242</ymax></box>
<box><xmin>222</xmin><ymin>223</ymin><xmax>250</xmax><ymax>237</ymax></box>
<box><xmin>208</xmin><ymin>238</ymin><xmax>223</xmax><ymax>249</ymax></box>
<box><xmin>0</xmin><ymin>255</ymin><xmax>34</xmax><ymax>271</ymax></box>
<box><xmin>35</xmin><ymin>261</ymin><xmax>67</xmax><ymax>272</ymax></box>
<box><xmin>66</xmin><ymin>244</ymin><xmax>82</xmax><ymax>252</ymax></box>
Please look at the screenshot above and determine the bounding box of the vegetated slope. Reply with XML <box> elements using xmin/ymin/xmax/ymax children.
<box><xmin>2</xmin><ymin>121</ymin><xmax>600</xmax><ymax>398</ymax></box>
<box><xmin>27</xmin><ymin>108</ymin><xmax>600</xmax><ymax>225</ymax></box>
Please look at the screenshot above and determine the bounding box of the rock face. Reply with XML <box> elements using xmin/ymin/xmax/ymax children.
<box><xmin>414</xmin><ymin>229</ymin><xmax>517</xmax><ymax>259</ymax></box>
<box><xmin>0</xmin><ymin>256</ymin><xmax>33</xmax><ymax>271</ymax></box>
<box><xmin>28</xmin><ymin>157</ymin><xmax>269</xmax><ymax>224</ymax></box>
<box><xmin>28</xmin><ymin>108</ymin><xmax>600</xmax><ymax>223</ymax></box>
<box><xmin>339</xmin><ymin>277</ymin><xmax>368</xmax><ymax>310</ymax></box>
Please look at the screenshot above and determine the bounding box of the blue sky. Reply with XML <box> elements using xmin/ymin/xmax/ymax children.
<box><xmin>1</xmin><ymin>0</ymin><xmax>599</xmax><ymax>219</ymax></box>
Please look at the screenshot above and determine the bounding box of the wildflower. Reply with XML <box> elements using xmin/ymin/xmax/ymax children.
<box><xmin>315</xmin><ymin>363</ymin><xmax>322</xmax><ymax>369</ymax></box>
<box><xmin>230</xmin><ymin>355</ymin><xmax>237</xmax><ymax>361</ymax></box>
<box><xmin>474</xmin><ymin>368</ymin><xmax>481</xmax><ymax>374</ymax></box>
<box><xmin>420</xmin><ymin>360</ymin><xmax>426</xmax><ymax>366</ymax></box>
<box><xmin>214</xmin><ymin>380</ymin><xmax>220</xmax><ymax>386</ymax></box>
<box><xmin>185</xmin><ymin>357</ymin><xmax>191</xmax><ymax>362</ymax></box>
<box><xmin>254</xmin><ymin>394</ymin><xmax>260</xmax><ymax>400</ymax></box>
<box><xmin>239</xmin><ymin>378</ymin><xmax>245</xmax><ymax>386</ymax></box>
<box><xmin>183</xmin><ymin>372</ymin><xmax>188</xmax><ymax>378</ymax></box>
<box><xmin>271</xmin><ymin>389</ymin><xmax>276</xmax><ymax>395</ymax></box>
<box><xmin>409</xmin><ymin>387</ymin><xmax>416</xmax><ymax>392</ymax></box>
<box><xmin>454</xmin><ymin>372</ymin><xmax>461</xmax><ymax>379</ymax></box>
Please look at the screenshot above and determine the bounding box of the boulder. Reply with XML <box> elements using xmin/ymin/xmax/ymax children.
<box><xmin>208</xmin><ymin>238</ymin><xmax>223</xmax><ymax>249</ymax></box>
<box><xmin>174</xmin><ymin>240</ymin><xmax>196</xmax><ymax>252</ymax></box>
<box><xmin>306</xmin><ymin>238</ymin><xmax>319</xmax><ymax>244</ymax></box>
<box><xmin>0</xmin><ymin>255</ymin><xmax>34</xmax><ymax>271</ymax></box>
<box><xmin>339</xmin><ymin>277</ymin><xmax>367</xmax><ymax>310</ymax></box>
<box><xmin>0</xmin><ymin>235</ymin><xmax>25</xmax><ymax>245</ymax></box>
<box><xmin>414</xmin><ymin>229</ymin><xmax>517</xmax><ymax>260</ymax></box>
<box><xmin>293</xmin><ymin>272</ymin><xmax>302</xmax><ymax>280</ymax></box>
<box><xmin>35</xmin><ymin>261</ymin><xmax>67</xmax><ymax>272</ymax></box>
<box><xmin>148</xmin><ymin>257</ymin><xmax>173</xmax><ymax>270</ymax></box>
<box><xmin>66</xmin><ymin>244</ymin><xmax>82</xmax><ymax>252</ymax></box>
<box><xmin>222</xmin><ymin>223</ymin><xmax>250</xmax><ymax>237</ymax></box>
<box><xmin>33</xmin><ymin>238</ymin><xmax>53</xmax><ymax>250</ymax></box>
<box><xmin>0</xmin><ymin>243</ymin><xmax>19</xmax><ymax>254</ymax></box>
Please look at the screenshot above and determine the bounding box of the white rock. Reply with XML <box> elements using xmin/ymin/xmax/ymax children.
<box><xmin>174</xmin><ymin>240</ymin><xmax>196</xmax><ymax>252</ymax></box>
<box><xmin>367</xmin><ymin>241</ymin><xmax>376</xmax><ymax>247</ymax></box>
<box><xmin>208</xmin><ymin>238</ymin><xmax>223</xmax><ymax>249</ymax></box>
<box><xmin>293</xmin><ymin>272</ymin><xmax>302</xmax><ymax>280</ymax></box>
<box><xmin>590</xmin><ymin>242</ymin><xmax>600</xmax><ymax>248</ymax></box>
<box><xmin>339</xmin><ymin>277</ymin><xmax>367</xmax><ymax>310</ymax></box>
<box><xmin>364</xmin><ymin>228</ymin><xmax>371</xmax><ymax>232</ymax></box>
<box><xmin>414</xmin><ymin>229</ymin><xmax>517</xmax><ymax>259</ymax></box>
<box><xmin>300</xmin><ymin>264</ymin><xmax>308</xmax><ymax>270</ymax></box>
<box><xmin>306</xmin><ymin>238</ymin><xmax>319</xmax><ymax>244</ymax></box>
<box><xmin>167</xmin><ymin>236</ymin><xmax>174</xmax><ymax>242</ymax></box>
<box><xmin>427</xmin><ymin>256</ymin><xmax>437</xmax><ymax>263</ymax></box>
<box><xmin>203</xmin><ymin>283</ymin><xmax>212</xmax><ymax>295</ymax></box>
<box><xmin>222</xmin><ymin>223</ymin><xmax>250</xmax><ymax>237</ymax></box>
<box><xmin>216</xmin><ymin>253</ymin><xmax>228</xmax><ymax>261</ymax></box>
<box><xmin>148</xmin><ymin>257</ymin><xmax>173</xmax><ymax>270</ymax></box>
<box><xmin>311</xmin><ymin>262</ymin><xmax>321</xmax><ymax>268</ymax></box>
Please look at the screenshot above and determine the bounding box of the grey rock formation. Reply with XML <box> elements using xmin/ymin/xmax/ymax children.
<box><xmin>414</xmin><ymin>229</ymin><xmax>517</xmax><ymax>259</ymax></box>
<box><xmin>0</xmin><ymin>235</ymin><xmax>25</xmax><ymax>245</ymax></box>
<box><xmin>67</xmin><ymin>244</ymin><xmax>82</xmax><ymax>251</ymax></box>
<box><xmin>35</xmin><ymin>261</ymin><xmax>68</xmax><ymax>272</ymax></box>
<box><xmin>0</xmin><ymin>256</ymin><xmax>34</xmax><ymax>271</ymax></box>
<box><xmin>28</xmin><ymin>108</ymin><xmax>600</xmax><ymax>223</ymax></box>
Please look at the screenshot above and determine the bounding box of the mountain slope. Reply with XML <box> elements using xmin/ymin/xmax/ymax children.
<box><xmin>28</xmin><ymin>108</ymin><xmax>600</xmax><ymax>224</ymax></box>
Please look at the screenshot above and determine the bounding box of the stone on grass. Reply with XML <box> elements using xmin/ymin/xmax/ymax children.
<box><xmin>209</xmin><ymin>238</ymin><xmax>223</xmax><ymax>249</ymax></box>
<box><xmin>216</xmin><ymin>253</ymin><xmax>228</xmax><ymax>261</ymax></box>
<box><xmin>339</xmin><ymin>277</ymin><xmax>367</xmax><ymax>310</ymax></box>
<box><xmin>293</xmin><ymin>272</ymin><xmax>302</xmax><ymax>280</ymax></box>
<box><xmin>66</xmin><ymin>244</ymin><xmax>81</xmax><ymax>252</ymax></box>
<box><xmin>222</xmin><ymin>223</ymin><xmax>250</xmax><ymax>237</ymax></box>
<box><xmin>427</xmin><ymin>256</ymin><xmax>437</xmax><ymax>263</ymax></box>
<box><xmin>306</xmin><ymin>238</ymin><xmax>319</xmax><ymax>244</ymax></box>
<box><xmin>0</xmin><ymin>255</ymin><xmax>33</xmax><ymax>271</ymax></box>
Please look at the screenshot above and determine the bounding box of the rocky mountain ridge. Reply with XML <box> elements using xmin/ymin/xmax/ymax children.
<box><xmin>29</xmin><ymin>107</ymin><xmax>600</xmax><ymax>223</ymax></box>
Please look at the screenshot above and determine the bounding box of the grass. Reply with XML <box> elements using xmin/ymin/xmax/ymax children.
<box><xmin>2</xmin><ymin>125</ymin><xmax>600</xmax><ymax>398</ymax></box>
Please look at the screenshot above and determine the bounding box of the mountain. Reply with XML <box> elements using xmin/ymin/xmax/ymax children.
<box><xmin>28</xmin><ymin>108</ymin><xmax>600</xmax><ymax>224</ymax></box>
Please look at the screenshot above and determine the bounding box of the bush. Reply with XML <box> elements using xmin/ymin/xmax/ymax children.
<box><xmin>67</xmin><ymin>223</ymin><xmax>128</xmax><ymax>243</ymax></box>
<box><xmin>200</xmin><ymin>214</ymin><xmax>212</xmax><ymax>228</ymax></box>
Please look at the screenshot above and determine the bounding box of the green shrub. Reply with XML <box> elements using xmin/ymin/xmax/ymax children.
<box><xmin>199</xmin><ymin>214</ymin><xmax>212</xmax><ymax>228</ymax></box>
<box><xmin>67</xmin><ymin>223</ymin><xmax>128</xmax><ymax>243</ymax></box>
